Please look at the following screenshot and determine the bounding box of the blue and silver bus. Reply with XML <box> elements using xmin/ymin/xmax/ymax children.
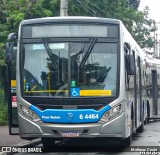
<box><xmin>5</xmin><ymin>17</ymin><xmax>160</xmax><ymax>147</ymax></box>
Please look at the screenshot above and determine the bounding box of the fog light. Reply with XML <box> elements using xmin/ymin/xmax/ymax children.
<box><xmin>31</xmin><ymin>111</ymin><xmax>41</xmax><ymax>122</ymax></box>
<box><xmin>100</xmin><ymin>111</ymin><xmax>110</xmax><ymax>122</ymax></box>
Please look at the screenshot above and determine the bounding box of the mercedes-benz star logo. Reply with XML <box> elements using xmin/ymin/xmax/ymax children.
<box><xmin>67</xmin><ymin>113</ymin><xmax>73</xmax><ymax>119</ymax></box>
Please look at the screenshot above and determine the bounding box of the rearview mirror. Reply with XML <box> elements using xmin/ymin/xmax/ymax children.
<box><xmin>125</xmin><ymin>54</ymin><xmax>135</xmax><ymax>75</ymax></box>
<box><xmin>5</xmin><ymin>33</ymin><xmax>17</xmax><ymax>64</ymax></box>
<box><xmin>7</xmin><ymin>33</ymin><xmax>18</xmax><ymax>42</ymax></box>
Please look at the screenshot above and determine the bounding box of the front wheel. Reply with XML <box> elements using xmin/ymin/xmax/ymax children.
<box><xmin>136</xmin><ymin>111</ymin><xmax>144</xmax><ymax>133</ymax></box>
<box><xmin>121</xmin><ymin>135</ymin><xmax>132</xmax><ymax>148</ymax></box>
<box><xmin>121</xmin><ymin>117</ymin><xmax>133</xmax><ymax>147</ymax></box>
<box><xmin>136</xmin><ymin>122</ymin><xmax>144</xmax><ymax>133</ymax></box>
<box><xmin>41</xmin><ymin>138</ymin><xmax>56</xmax><ymax>147</ymax></box>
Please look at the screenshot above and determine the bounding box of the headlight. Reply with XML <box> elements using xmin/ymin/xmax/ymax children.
<box><xmin>21</xmin><ymin>105</ymin><xmax>30</xmax><ymax>116</ymax></box>
<box><xmin>100</xmin><ymin>104</ymin><xmax>123</xmax><ymax>123</ymax></box>
<box><xmin>20</xmin><ymin>105</ymin><xmax>41</xmax><ymax>122</ymax></box>
<box><xmin>112</xmin><ymin>104</ymin><xmax>121</xmax><ymax>116</ymax></box>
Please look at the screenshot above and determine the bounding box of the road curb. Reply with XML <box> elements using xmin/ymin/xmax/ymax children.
<box><xmin>0</xmin><ymin>138</ymin><xmax>41</xmax><ymax>155</ymax></box>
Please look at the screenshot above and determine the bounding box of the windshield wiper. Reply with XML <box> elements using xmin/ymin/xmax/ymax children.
<box><xmin>79</xmin><ymin>37</ymin><xmax>97</xmax><ymax>69</ymax></box>
<box><xmin>42</xmin><ymin>38</ymin><xmax>58</xmax><ymax>69</ymax></box>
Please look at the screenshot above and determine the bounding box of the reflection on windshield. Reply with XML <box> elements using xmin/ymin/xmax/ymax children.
<box><xmin>23</xmin><ymin>41</ymin><xmax>117</xmax><ymax>97</ymax></box>
<box><xmin>71</xmin><ymin>42</ymin><xmax>117</xmax><ymax>96</ymax></box>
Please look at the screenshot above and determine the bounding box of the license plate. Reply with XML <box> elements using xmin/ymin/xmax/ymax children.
<box><xmin>62</xmin><ymin>132</ymin><xmax>80</xmax><ymax>137</ymax></box>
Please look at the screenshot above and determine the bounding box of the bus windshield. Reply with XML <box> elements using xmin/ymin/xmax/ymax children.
<box><xmin>22</xmin><ymin>40</ymin><xmax>118</xmax><ymax>97</ymax></box>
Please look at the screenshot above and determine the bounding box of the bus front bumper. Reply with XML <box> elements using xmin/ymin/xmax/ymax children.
<box><xmin>18</xmin><ymin>112</ymin><xmax>126</xmax><ymax>139</ymax></box>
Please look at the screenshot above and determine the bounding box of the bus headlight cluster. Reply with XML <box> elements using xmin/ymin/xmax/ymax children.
<box><xmin>20</xmin><ymin>105</ymin><xmax>41</xmax><ymax>122</ymax></box>
<box><xmin>21</xmin><ymin>105</ymin><xmax>30</xmax><ymax>116</ymax></box>
<box><xmin>100</xmin><ymin>104</ymin><xmax>123</xmax><ymax>123</ymax></box>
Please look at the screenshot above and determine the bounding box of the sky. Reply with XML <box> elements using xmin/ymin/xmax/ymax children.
<box><xmin>139</xmin><ymin>0</ymin><xmax>160</xmax><ymax>23</ymax></box>
<box><xmin>139</xmin><ymin>0</ymin><xmax>160</xmax><ymax>54</ymax></box>
<box><xmin>139</xmin><ymin>0</ymin><xmax>160</xmax><ymax>41</ymax></box>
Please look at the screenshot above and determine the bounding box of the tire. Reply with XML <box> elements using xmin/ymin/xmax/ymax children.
<box><xmin>136</xmin><ymin>107</ymin><xmax>144</xmax><ymax>133</ymax></box>
<box><xmin>136</xmin><ymin>111</ymin><xmax>144</xmax><ymax>133</ymax></box>
<box><xmin>144</xmin><ymin>103</ymin><xmax>149</xmax><ymax>125</ymax></box>
<box><xmin>121</xmin><ymin>118</ymin><xmax>133</xmax><ymax>147</ymax></box>
<box><xmin>144</xmin><ymin>117</ymin><xmax>147</xmax><ymax>125</ymax></box>
<box><xmin>146</xmin><ymin>117</ymin><xmax>150</xmax><ymax>123</ymax></box>
<box><xmin>122</xmin><ymin>135</ymin><xmax>132</xmax><ymax>148</ymax></box>
<box><xmin>136</xmin><ymin>121</ymin><xmax>144</xmax><ymax>133</ymax></box>
<box><xmin>41</xmin><ymin>138</ymin><xmax>56</xmax><ymax>147</ymax></box>
<box><xmin>137</xmin><ymin>102</ymin><xmax>145</xmax><ymax>133</ymax></box>
<box><xmin>146</xmin><ymin>103</ymin><xmax>150</xmax><ymax>123</ymax></box>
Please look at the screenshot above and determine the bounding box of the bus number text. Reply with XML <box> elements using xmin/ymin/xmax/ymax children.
<box><xmin>79</xmin><ymin>114</ymin><xmax>99</xmax><ymax>119</ymax></box>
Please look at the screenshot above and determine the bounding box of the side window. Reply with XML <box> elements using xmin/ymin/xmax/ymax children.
<box><xmin>124</xmin><ymin>43</ymin><xmax>136</xmax><ymax>91</ymax></box>
<box><xmin>124</xmin><ymin>43</ymin><xmax>135</xmax><ymax>76</ymax></box>
<box><xmin>124</xmin><ymin>44</ymin><xmax>129</xmax><ymax>86</ymax></box>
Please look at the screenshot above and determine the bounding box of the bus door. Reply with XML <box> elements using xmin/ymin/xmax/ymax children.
<box><xmin>5</xmin><ymin>35</ymin><xmax>19</xmax><ymax>135</ymax></box>
<box><xmin>151</xmin><ymin>70</ymin><xmax>158</xmax><ymax>115</ymax></box>
<box><xmin>136</xmin><ymin>57</ymin><xmax>143</xmax><ymax>125</ymax></box>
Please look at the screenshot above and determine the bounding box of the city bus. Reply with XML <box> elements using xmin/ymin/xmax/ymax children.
<box><xmin>145</xmin><ymin>56</ymin><xmax>160</xmax><ymax>120</ymax></box>
<box><xmin>5</xmin><ymin>17</ymin><xmax>160</xmax><ymax>147</ymax></box>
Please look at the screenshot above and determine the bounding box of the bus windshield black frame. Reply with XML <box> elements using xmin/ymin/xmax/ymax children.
<box><xmin>19</xmin><ymin>23</ymin><xmax>120</xmax><ymax>101</ymax></box>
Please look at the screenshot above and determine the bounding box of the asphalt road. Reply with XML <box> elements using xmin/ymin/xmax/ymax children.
<box><xmin>6</xmin><ymin>119</ymin><xmax>160</xmax><ymax>155</ymax></box>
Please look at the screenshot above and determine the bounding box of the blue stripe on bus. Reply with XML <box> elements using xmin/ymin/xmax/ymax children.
<box><xmin>29</xmin><ymin>104</ymin><xmax>111</xmax><ymax>123</ymax></box>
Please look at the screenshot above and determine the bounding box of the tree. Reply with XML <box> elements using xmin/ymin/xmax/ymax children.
<box><xmin>0</xmin><ymin>0</ymin><xmax>60</xmax><ymax>61</ymax></box>
<box><xmin>69</xmin><ymin>0</ymin><xmax>156</xmax><ymax>49</ymax></box>
<box><xmin>132</xmin><ymin>6</ymin><xmax>156</xmax><ymax>49</ymax></box>
<box><xmin>0</xmin><ymin>0</ymin><xmax>157</xmax><ymax>50</ymax></box>
<box><xmin>0</xmin><ymin>0</ymin><xmax>157</xmax><ymax>60</ymax></box>
<box><xmin>0</xmin><ymin>0</ymin><xmax>60</xmax><ymax>91</ymax></box>
<box><xmin>0</xmin><ymin>0</ymin><xmax>157</xmax><ymax>91</ymax></box>
<box><xmin>129</xmin><ymin>0</ymin><xmax>140</xmax><ymax>10</ymax></box>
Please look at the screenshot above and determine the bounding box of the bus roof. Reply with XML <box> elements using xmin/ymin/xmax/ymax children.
<box><xmin>20</xmin><ymin>16</ymin><xmax>121</xmax><ymax>25</ymax></box>
<box><xmin>145</xmin><ymin>56</ymin><xmax>160</xmax><ymax>65</ymax></box>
